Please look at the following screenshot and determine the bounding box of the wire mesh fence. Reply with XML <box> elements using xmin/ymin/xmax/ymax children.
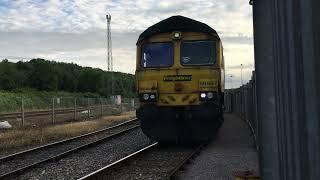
<box><xmin>0</xmin><ymin>97</ymin><xmax>138</xmax><ymax>128</ymax></box>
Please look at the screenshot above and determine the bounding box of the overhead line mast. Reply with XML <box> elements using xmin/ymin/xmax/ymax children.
<box><xmin>106</xmin><ymin>14</ymin><xmax>114</xmax><ymax>95</ymax></box>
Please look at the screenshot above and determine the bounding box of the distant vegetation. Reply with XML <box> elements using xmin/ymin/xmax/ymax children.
<box><xmin>0</xmin><ymin>59</ymin><xmax>135</xmax><ymax>98</ymax></box>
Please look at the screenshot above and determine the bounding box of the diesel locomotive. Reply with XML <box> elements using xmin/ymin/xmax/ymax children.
<box><xmin>135</xmin><ymin>16</ymin><xmax>225</xmax><ymax>143</ymax></box>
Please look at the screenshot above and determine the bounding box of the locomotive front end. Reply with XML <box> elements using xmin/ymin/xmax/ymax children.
<box><xmin>135</xmin><ymin>16</ymin><xmax>224</xmax><ymax>143</ymax></box>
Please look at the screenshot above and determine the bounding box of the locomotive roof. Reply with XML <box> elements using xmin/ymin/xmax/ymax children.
<box><xmin>137</xmin><ymin>15</ymin><xmax>219</xmax><ymax>44</ymax></box>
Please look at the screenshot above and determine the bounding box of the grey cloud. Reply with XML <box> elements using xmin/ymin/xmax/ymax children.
<box><xmin>221</xmin><ymin>35</ymin><xmax>253</xmax><ymax>45</ymax></box>
<box><xmin>0</xmin><ymin>0</ymin><xmax>254</xmax><ymax>76</ymax></box>
<box><xmin>0</xmin><ymin>30</ymin><xmax>138</xmax><ymax>73</ymax></box>
<box><xmin>226</xmin><ymin>64</ymin><xmax>254</xmax><ymax>70</ymax></box>
<box><xmin>0</xmin><ymin>30</ymin><xmax>139</xmax><ymax>53</ymax></box>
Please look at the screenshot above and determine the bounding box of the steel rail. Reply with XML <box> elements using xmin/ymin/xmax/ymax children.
<box><xmin>0</xmin><ymin>118</ymin><xmax>138</xmax><ymax>162</ymax></box>
<box><xmin>0</xmin><ymin>105</ymin><xmax>115</xmax><ymax>120</ymax></box>
<box><xmin>0</xmin><ymin>119</ymin><xmax>140</xmax><ymax>179</ymax></box>
<box><xmin>78</xmin><ymin>143</ymin><xmax>203</xmax><ymax>180</ymax></box>
<box><xmin>78</xmin><ymin>142</ymin><xmax>159</xmax><ymax>180</ymax></box>
<box><xmin>0</xmin><ymin>107</ymin><xmax>86</xmax><ymax>116</ymax></box>
<box><xmin>167</xmin><ymin>145</ymin><xmax>204</xmax><ymax>179</ymax></box>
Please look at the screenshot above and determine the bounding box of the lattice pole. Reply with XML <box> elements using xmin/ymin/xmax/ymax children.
<box><xmin>106</xmin><ymin>14</ymin><xmax>114</xmax><ymax>95</ymax></box>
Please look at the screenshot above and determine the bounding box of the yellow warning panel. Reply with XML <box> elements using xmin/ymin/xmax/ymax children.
<box><xmin>138</xmin><ymin>80</ymin><xmax>158</xmax><ymax>92</ymax></box>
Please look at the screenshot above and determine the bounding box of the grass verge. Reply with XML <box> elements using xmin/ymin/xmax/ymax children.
<box><xmin>0</xmin><ymin>89</ymin><xmax>103</xmax><ymax>113</ymax></box>
<box><xmin>0</xmin><ymin>111</ymin><xmax>136</xmax><ymax>155</ymax></box>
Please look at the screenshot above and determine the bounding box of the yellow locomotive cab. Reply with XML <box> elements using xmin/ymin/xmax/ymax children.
<box><xmin>136</xmin><ymin>16</ymin><xmax>225</xmax><ymax>143</ymax></box>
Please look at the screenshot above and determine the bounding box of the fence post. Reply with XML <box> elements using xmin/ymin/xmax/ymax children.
<box><xmin>87</xmin><ymin>98</ymin><xmax>90</xmax><ymax>119</ymax></box>
<box><xmin>21</xmin><ymin>98</ymin><xmax>25</xmax><ymax>126</ymax></box>
<box><xmin>52</xmin><ymin>98</ymin><xmax>55</xmax><ymax>124</ymax></box>
<box><xmin>100</xmin><ymin>98</ymin><xmax>103</xmax><ymax>117</ymax></box>
<box><xmin>120</xmin><ymin>99</ymin><xmax>123</xmax><ymax>114</ymax></box>
<box><xmin>131</xmin><ymin>99</ymin><xmax>135</xmax><ymax>110</ymax></box>
<box><xmin>74</xmin><ymin>98</ymin><xmax>77</xmax><ymax>120</ymax></box>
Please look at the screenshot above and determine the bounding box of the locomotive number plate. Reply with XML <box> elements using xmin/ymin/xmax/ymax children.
<box><xmin>199</xmin><ymin>79</ymin><xmax>218</xmax><ymax>91</ymax></box>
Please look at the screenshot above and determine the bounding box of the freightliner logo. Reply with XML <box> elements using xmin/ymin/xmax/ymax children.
<box><xmin>163</xmin><ymin>75</ymin><xmax>192</xmax><ymax>81</ymax></box>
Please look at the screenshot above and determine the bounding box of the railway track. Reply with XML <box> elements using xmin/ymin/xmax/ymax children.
<box><xmin>0</xmin><ymin>105</ymin><xmax>114</xmax><ymax>121</ymax></box>
<box><xmin>0</xmin><ymin>118</ymin><xmax>141</xmax><ymax>179</ymax></box>
<box><xmin>79</xmin><ymin>142</ymin><xmax>203</xmax><ymax>180</ymax></box>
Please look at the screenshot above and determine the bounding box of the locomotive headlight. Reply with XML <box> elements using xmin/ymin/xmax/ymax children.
<box><xmin>143</xmin><ymin>94</ymin><xmax>150</xmax><ymax>100</ymax></box>
<box><xmin>172</xmin><ymin>31</ymin><xmax>182</xmax><ymax>40</ymax></box>
<box><xmin>207</xmin><ymin>92</ymin><xmax>214</xmax><ymax>99</ymax></box>
<box><xmin>140</xmin><ymin>93</ymin><xmax>157</xmax><ymax>102</ymax></box>
<box><xmin>200</xmin><ymin>92</ymin><xmax>217</xmax><ymax>102</ymax></box>
<box><xmin>150</xmin><ymin>94</ymin><xmax>156</xmax><ymax>99</ymax></box>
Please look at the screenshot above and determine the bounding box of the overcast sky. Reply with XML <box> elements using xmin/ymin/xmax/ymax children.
<box><xmin>0</xmin><ymin>0</ymin><xmax>254</xmax><ymax>88</ymax></box>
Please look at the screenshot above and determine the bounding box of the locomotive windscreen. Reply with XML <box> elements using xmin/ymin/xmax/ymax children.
<box><xmin>181</xmin><ymin>41</ymin><xmax>216</xmax><ymax>65</ymax></box>
<box><xmin>141</xmin><ymin>43</ymin><xmax>174</xmax><ymax>68</ymax></box>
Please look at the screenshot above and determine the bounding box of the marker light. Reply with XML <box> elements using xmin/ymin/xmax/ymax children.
<box><xmin>207</xmin><ymin>92</ymin><xmax>214</xmax><ymax>99</ymax></box>
<box><xmin>143</xmin><ymin>94</ymin><xmax>149</xmax><ymax>100</ymax></box>
<box><xmin>150</xmin><ymin>94</ymin><xmax>156</xmax><ymax>99</ymax></box>
<box><xmin>200</xmin><ymin>93</ymin><xmax>206</xmax><ymax>98</ymax></box>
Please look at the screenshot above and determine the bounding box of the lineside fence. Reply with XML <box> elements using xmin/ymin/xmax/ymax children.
<box><xmin>250</xmin><ymin>0</ymin><xmax>320</xmax><ymax>179</ymax></box>
<box><xmin>224</xmin><ymin>71</ymin><xmax>259</xmax><ymax>148</ymax></box>
<box><xmin>224</xmin><ymin>1</ymin><xmax>320</xmax><ymax>179</ymax></box>
<box><xmin>0</xmin><ymin>97</ymin><xmax>138</xmax><ymax>128</ymax></box>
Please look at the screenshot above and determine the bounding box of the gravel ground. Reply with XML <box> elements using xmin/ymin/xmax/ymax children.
<box><xmin>16</xmin><ymin>128</ymin><xmax>151</xmax><ymax>179</ymax></box>
<box><xmin>0</xmin><ymin>120</ymin><xmax>139</xmax><ymax>177</ymax></box>
<box><xmin>176</xmin><ymin>113</ymin><xmax>259</xmax><ymax>180</ymax></box>
<box><xmin>101</xmin><ymin>144</ymin><xmax>198</xmax><ymax>180</ymax></box>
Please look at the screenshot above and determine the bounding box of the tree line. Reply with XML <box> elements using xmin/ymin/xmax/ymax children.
<box><xmin>0</xmin><ymin>58</ymin><xmax>135</xmax><ymax>97</ymax></box>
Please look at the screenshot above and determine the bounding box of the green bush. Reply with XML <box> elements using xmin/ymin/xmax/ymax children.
<box><xmin>0</xmin><ymin>59</ymin><xmax>136</xmax><ymax>98</ymax></box>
